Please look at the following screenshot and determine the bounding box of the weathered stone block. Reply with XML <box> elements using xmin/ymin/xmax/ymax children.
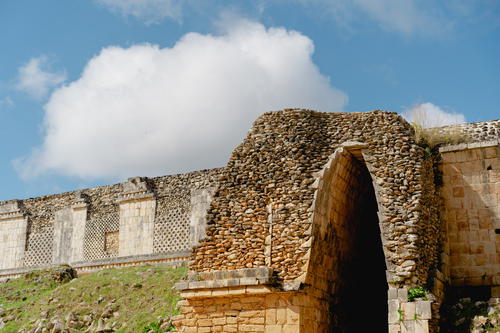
<box><xmin>415</xmin><ymin>301</ymin><xmax>431</xmax><ymax>320</ymax></box>
<box><xmin>389</xmin><ymin>324</ymin><xmax>402</xmax><ymax>333</ymax></box>
<box><xmin>388</xmin><ymin>299</ymin><xmax>401</xmax><ymax>324</ymax></box>
<box><xmin>398</xmin><ymin>288</ymin><xmax>408</xmax><ymax>302</ymax></box>
<box><xmin>401</xmin><ymin>302</ymin><xmax>416</xmax><ymax>321</ymax></box>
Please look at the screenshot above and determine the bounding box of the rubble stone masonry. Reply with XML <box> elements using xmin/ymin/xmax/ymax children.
<box><xmin>175</xmin><ymin>110</ymin><xmax>499</xmax><ymax>333</ymax></box>
<box><xmin>0</xmin><ymin>169</ymin><xmax>222</xmax><ymax>276</ymax></box>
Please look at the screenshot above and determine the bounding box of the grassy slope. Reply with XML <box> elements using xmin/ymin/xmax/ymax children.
<box><xmin>0</xmin><ymin>265</ymin><xmax>187</xmax><ymax>332</ymax></box>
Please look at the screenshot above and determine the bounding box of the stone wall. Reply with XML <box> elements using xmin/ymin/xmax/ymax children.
<box><xmin>0</xmin><ymin>202</ymin><xmax>27</xmax><ymax>270</ymax></box>
<box><xmin>0</xmin><ymin>169</ymin><xmax>222</xmax><ymax>275</ymax></box>
<box><xmin>175</xmin><ymin>110</ymin><xmax>498</xmax><ymax>333</ymax></box>
<box><xmin>176</xmin><ymin>109</ymin><xmax>447</xmax><ymax>333</ymax></box>
<box><xmin>440</xmin><ymin>141</ymin><xmax>499</xmax><ymax>286</ymax></box>
<box><xmin>191</xmin><ymin>109</ymin><xmax>441</xmax><ymax>287</ymax></box>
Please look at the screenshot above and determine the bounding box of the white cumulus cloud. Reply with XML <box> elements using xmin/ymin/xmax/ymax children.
<box><xmin>402</xmin><ymin>102</ymin><xmax>466</xmax><ymax>128</ymax></box>
<box><xmin>16</xmin><ymin>56</ymin><xmax>66</xmax><ymax>99</ymax></box>
<box><xmin>95</xmin><ymin>0</ymin><xmax>182</xmax><ymax>24</ymax></box>
<box><xmin>15</xmin><ymin>19</ymin><xmax>347</xmax><ymax>180</ymax></box>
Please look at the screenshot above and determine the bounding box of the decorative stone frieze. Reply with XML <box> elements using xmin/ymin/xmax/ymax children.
<box><xmin>72</xmin><ymin>191</ymin><xmax>88</xmax><ymax>210</ymax></box>
<box><xmin>0</xmin><ymin>169</ymin><xmax>221</xmax><ymax>275</ymax></box>
<box><xmin>0</xmin><ymin>200</ymin><xmax>24</xmax><ymax>221</ymax></box>
<box><xmin>118</xmin><ymin>176</ymin><xmax>155</xmax><ymax>203</ymax></box>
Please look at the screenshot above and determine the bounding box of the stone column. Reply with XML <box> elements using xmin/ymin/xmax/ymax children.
<box><xmin>190</xmin><ymin>187</ymin><xmax>216</xmax><ymax>247</ymax></box>
<box><xmin>117</xmin><ymin>177</ymin><xmax>156</xmax><ymax>256</ymax></box>
<box><xmin>52</xmin><ymin>207</ymin><xmax>73</xmax><ymax>265</ymax></box>
<box><xmin>70</xmin><ymin>193</ymin><xmax>88</xmax><ymax>263</ymax></box>
<box><xmin>0</xmin><ymin>201</ymin><xmax>27</xmax><ymax>270</ymax></box>
<box><xmin>53</xmin><ymin>193</ymin><xmax>88</xmax><ymax>265</ymax></box>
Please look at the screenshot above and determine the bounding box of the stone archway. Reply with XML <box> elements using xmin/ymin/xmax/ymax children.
<box><xmin>304</xmin><ymin>144</ymin><xmax>388</xmax><ymax>332</ymax></box>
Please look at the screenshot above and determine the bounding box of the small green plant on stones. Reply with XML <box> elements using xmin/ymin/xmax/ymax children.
<box><xmin>142</xmin><ymin>321</ymin><xmax>161</xmax><ymax>333</ymax></box>
<box><xmin>397</xmin><ymin>309</ymin><xmax>405</xmax><ymax>322</ymax></box>
<box><xmin>408</xmin><ymin>286</ymin><xmax>428</xmax><ymax>301</ymax></box>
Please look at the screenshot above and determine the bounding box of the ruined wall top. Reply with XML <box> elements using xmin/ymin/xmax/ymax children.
<box><xmin>0</xmin><ymin>168</ymin><xmax>222</xmax><ymax>230</ymax></box>
<box><xmin>425</xmin><ymin>119</ymin><xmax>500</xmax><ymax>144</ymax></box>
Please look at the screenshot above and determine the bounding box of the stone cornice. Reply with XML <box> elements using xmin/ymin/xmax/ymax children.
<box><xmin>0</xmin><ymin>200</ymin><xmax>25</xmax><ymax>221</ymax></box>
<box><xmin>117</xmin><ymin>177</ymin><xmax>155</xmax><ymax>203</ymax></box>
<box><xmin>439</xmin><ymin>139</ymin><xmax>499</xmax><ymax>153</ymax></box>
<box><xmin>72</xmin><ymin>191</ymin><xmax>88</xmax><ymax>210</ymax></box>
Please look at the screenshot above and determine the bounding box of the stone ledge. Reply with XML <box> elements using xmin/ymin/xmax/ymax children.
<box><xmin>180</xmin><ymin>285</ymin><xmax>277</xmax><ymax>298</ymax></box>
<box><xmin>0</xmin><ymin>251</ymin><xmax>190</xmax><ymax>280</ymax></box>
<box><xmin>71</xmin><ymin>251</ymin><xmax>190</xmax><ymax>268</ymax></box>
<box><xmin>439</xmin><ymin>139</ymin><xmax>499</xmax><ymax>153</ymax></box>
<box><xmin>0</xmin><ymin>212</ymin><xmax>24</xmax><ymax>221</ymax></box>
<box><xmin>0</xmin><ymin>200</ymin><xmax>24</xmax><ymax>221</ymax></box>
<box><xmin>116</xmin><ymin>192</ymin><xmax>155</xmax><ymax>204</ymax></box>
<box><xmin>174</xmin><ymin>267</ymin><xmax>274</xmax><ymax>291</ymax></box>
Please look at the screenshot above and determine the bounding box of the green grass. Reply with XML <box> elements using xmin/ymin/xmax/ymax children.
<box><xmin>0</xmin><ymin>265</ymin><xmax>187</xmax><ymax>332</ymax></box>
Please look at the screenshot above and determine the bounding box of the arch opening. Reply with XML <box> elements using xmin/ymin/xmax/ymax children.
<box><xmin>330</xmin><ymin>155</ymin><xmax>388</xmax><ymax>332</ymax></box>
<box><xmin>305</xmin><ymin>147</ymin><xmax>388</xmax><ymax>332</ymax></box>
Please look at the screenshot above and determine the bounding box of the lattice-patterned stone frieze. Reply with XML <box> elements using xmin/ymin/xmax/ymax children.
<box><xmin>154</xmin><ymin>207</ymin><xmax>191</xmax><ymax>253</ymax></box>
<box><xmin>83</xmin><ymin>214</ymin><xmax>120</xmax><ymax>261</ymax></box>
<box><xmin>24</xmin><ymin>226</ymin><xmax>54</xmax><ymax>267</ymax></box>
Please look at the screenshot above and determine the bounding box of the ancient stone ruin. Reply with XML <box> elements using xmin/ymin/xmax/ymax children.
<box><xmin>0</xmin><ymin>109</ymin><xmax>498</xmax><ymax>332</ymax></box>
<box><xmin>0</xmin><ymin>169</ymin><xmax>221</xmax><ymax>277</ymax></box>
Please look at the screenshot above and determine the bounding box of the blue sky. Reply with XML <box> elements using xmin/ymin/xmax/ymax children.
<box><xmin>0</xmin><ymin>0</ymin><xmax>499</xmax><ymax>201</ymax></box>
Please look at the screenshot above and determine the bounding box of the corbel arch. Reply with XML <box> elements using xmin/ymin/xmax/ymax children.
<box><xmin>302</xmin><ymin>142</ymin><xmax>389</xmax><ymax>332</ymax></box>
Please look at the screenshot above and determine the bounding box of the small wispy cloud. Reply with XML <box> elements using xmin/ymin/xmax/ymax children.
<box><xmin>95</xmin><ymin>0</ymin><xmax>183</xmax><ymax>24</ymax></box>
<box><xmin>402</xmin><ymin>102</ymin><xmax>466</xmax><ymax>128</ymax></box>
<box><xmin>0</xmin><ymin>96</ymin><xmax>14</xmax><ymax>109</ymax></box>
<box><xmin>352</xmin><ymin>0</ymin><xmax>451</xmax><ymax>36</ymax></box>
<box><xmin>294</xmin><ymin>0</ymin><xmax>453</xmax><ymax>37</ymax></box>
<box><xmin>16</xmin><ymin>56</ymin><xmax>66</xmax><ymax>99</ymax></box>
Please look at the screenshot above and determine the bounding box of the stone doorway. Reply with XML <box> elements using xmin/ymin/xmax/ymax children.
<box><xmin>330</xmin><ymin>157</ymin><xmax>388</xmax><ymax>332</ymax></box>
<box><xmin>306</xmin><ymin>147</ymin><xmax>389</xmax><ymax>332</ymax></box>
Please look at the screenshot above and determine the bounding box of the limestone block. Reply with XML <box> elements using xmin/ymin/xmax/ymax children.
<box><xmin>388</xmin><ymin>288</ymin><xmax>398</xmax><ymax>300</ymax></box>
<box><xmin>265</xmin><ymin>325</ymin><xmax>282</xmax><ymax>333</ymax></box>
<box><xmin>401</xmin><ymin>321</ymin><xmax>415</xmax><ymax>333</ymax></box>
<box><xmin>281</xmin><ymin>324</ymin><xmax>299</xmax><ymax>332</ymax></box>
<box><xmin>239</xmin><ymin>324</ymin><xmax>264</xmax><ymax>332</ymax></box>
<box><xmin>398</xmin><ymin>288</ymin><xmax>408</xmax><ymax>302</ymax></box>
<box><xmin>414</xmin><ymin>319</ymin><xmax>429</xmax><ymax>333</ymax></box>
<box><xmin>401</xmin><ymin>302</ymin><xmax>416</xmax><ymax>321</ymax></box>
<box><xmin>415</xmin><ymin>301</ymin><xmax>431</xmax><ymax>320</ymax></box>
<box><xmin>389</xmin><ymin>324</ymin><xmax>402</xmax><ymax>333</ymax></box>
<box><xmin>388</xmin><ymin>299</ymin><xmax>401</xmax><ymax>324</ymax></box>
